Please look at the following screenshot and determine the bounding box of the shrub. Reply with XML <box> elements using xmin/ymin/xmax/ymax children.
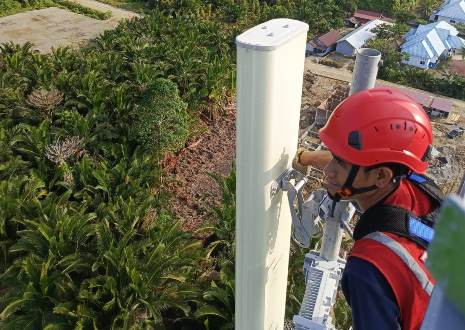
<box><xmin>131</xmin><ymin>78</ymin><xmax>189</xmax><ymax>154</ymax></box>
<box><xmin>319</xmin><ymin>58</ymin><xmax>344</xmax><ymax>69</ymax></box>
<box><xmin>0</xmin><ymin>0</ymin><xmax>21</xmax><ymax>15</ymax></box>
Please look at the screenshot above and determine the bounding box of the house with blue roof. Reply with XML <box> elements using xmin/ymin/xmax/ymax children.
<box><xmin>401</xmin><ymin>21</ymin><xmax>465</xmax><ymax>69</ymax></box>
<box><xmin>430</xmin><ymin>0</ymin><xmax>465</xmax><ymax>25</ymax></box>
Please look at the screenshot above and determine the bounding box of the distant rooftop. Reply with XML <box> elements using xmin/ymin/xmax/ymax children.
<box><xmin>431</xmin><ymin>98</ymin><xmax>453</xmax><ymax>112</ymax></box>
<box><xmin>434</xmin><ymin>0</ymin><xmax>465</xmax><ymax>22</ymax></box>
<box><xmin>354</xmin><ymin>9</ymin><xmax>383</xmax><ymax>21</ymax></box>
<box><xmin>317</xmin><ymin>29</ymin><xmax>344</xmax><ymax>47</ymax></box>
<box><xmin>338</xmin><ymin>19</ymin><xmax>391</xmax><ymax>49</ymax></box>
<box><xmin>353</xmin><ymin>9</ymin><xmax>394</xmax><ymax>23</ymax></box>
<box><xmin>401</xmin><ymin>21</ymin><xmax>465</xmax><ymax>60</ymax></box>
<box><xmin>376</xmin><ymin>83</ymin><xmax>431</xmax><ymax>107</ymax></box>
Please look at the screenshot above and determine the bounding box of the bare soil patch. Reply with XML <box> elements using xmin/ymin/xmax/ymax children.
<box><xmin>162</xmin><ymin>104</ymin><xmax>236</xmax><ymax>231</ymax></box>
<box><xmin>0</xmin><ymin>6</ymin><xmax>138</xmax><ymax>53</ymax></box>
<box><xmin>449</xmin><ymin>59</ymin><xmax>465</xmax><ymax>77</ymax></box>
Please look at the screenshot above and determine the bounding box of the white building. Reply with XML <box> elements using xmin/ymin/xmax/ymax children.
<box><xmin>336</xmin><ymin>19</ymin><xmax>391</xmax><ymax>57</ymax></box>
<box><xmin>430</xmin><ymin>0</ymin><xmax>465</xmax><ymax>25</ymax></box>
<box><xmin>401</xmin><ymin>21</ymin><xmax>465</xmax><ymax>69</ymax></box>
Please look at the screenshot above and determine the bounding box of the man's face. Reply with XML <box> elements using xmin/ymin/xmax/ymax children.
<box><xmin>323</xmin><ymin>153</ymin><xmax>378</xmax><ymax>201</ymax></box>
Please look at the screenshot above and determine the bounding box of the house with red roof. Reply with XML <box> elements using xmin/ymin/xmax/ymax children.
<box><xmin>306</xmin><ymin>29</ymin><xmax>345</xmax><ymax>56</ymax></box>
<box><xmin>346</xmin><ymin>9</ymin><xmax>394</xmax><ymax>26</ymax></box>
<box><xmin>430</xmin><ymin>97</ymin><xmax>452</xmax><ymax>118</ymax></box>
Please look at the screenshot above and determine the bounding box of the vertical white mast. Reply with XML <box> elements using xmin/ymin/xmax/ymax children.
<box><xmin>235</xmin><ymin>18</ymin><xmax>308</xmax><ymax>329</ymax></box>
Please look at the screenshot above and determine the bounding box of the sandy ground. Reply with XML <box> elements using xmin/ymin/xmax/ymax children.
<box><xmin>0</xmin><ymin>1</ymin><xmax>139</xmax><ymax>53</ymax></box>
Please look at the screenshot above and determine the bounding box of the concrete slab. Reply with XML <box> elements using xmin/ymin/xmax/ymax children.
<box><xmin>0</xmin><ymin>6</ymin><xmax>139</xmax><ymax>53</ymax></box>
<box><xmin>72</xmin><ymin>0</ymin><xmax>140</xmax><ymax>21</ymax></box>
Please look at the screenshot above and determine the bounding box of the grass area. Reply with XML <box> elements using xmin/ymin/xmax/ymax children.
<box><xmin>0</xmin><ymin>0</ymin><xmax>111</xmax><ymax>19</ymax></box>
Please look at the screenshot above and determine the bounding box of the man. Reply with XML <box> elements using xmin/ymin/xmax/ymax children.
<box><xmin>294</xmin><ymin>88</ymin><xmax>443</xmax><ymax>330</ymax></box>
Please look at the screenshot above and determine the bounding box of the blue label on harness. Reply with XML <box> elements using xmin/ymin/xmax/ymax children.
<box><xmin>409</xmin><ymin>216</ymin><xmax>435</xmax><ymax>243</ymax></box>
<box><xmin>408</xmin><ymin>173</ymin><xmax>427</xmax><ymax>184</ymax></box>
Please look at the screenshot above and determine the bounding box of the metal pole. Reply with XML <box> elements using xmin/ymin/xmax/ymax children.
<box><xmin>320</xmin><ymin>203</ymin><xmax>346</xmax><ymax>261</ymax></box>
<box><xmin>349</xmin><ymin>48</ymin><xmax>382</xmax><ymax>96</ymax></box>
<box><xmin>235</xmin><ymin>19</ymin><xmax>308</xmax><ymax>329</ymax></box>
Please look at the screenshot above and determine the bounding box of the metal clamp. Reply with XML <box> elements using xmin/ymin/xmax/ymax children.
<box><xmin>271</xmin><ymin>168</ymin><xmax>316</xmax><ymax>247</ymax></box>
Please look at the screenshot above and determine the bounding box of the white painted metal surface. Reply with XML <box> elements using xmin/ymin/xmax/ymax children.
<box><xmin>235</xmin><ymin>18</ymin><xmax>308</xmax><ymax>329</ymax></box>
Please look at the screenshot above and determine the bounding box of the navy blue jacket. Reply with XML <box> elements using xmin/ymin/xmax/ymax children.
<box><xmin>342</xmin><ymin>256</ymin><xmax>401</xmax><ymax>330</ymax></box>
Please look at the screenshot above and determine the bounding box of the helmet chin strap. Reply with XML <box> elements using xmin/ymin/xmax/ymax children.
<box><xmin>327</xmin><ymin>165</ymin><xmax>378</xmax><ymax>217</ymax></box>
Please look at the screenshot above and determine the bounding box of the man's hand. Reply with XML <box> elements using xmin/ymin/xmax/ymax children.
<box><xmin>292</xmin><ymin>147</ymin><xmax>309</xmax><ymax>174</ymax></box>
<box><xmin>292</xmin><ymin>148</ymin><xmax>332</xmax><ymax>173</ymax></box>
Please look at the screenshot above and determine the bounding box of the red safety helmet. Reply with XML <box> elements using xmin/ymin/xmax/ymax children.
<box><xmin>319</xmin><ymin>88</ymin><xmax>433</xmax><ymax>174</ymax></box>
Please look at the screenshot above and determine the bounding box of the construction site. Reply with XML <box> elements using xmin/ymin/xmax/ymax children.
<box><xmin>298</xmin><ymin>69</ymin><xmax>465</xmax><ymax>195</ymax></box>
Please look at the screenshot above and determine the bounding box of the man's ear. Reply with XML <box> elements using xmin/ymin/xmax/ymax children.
<box><xmin>375</xmin><ymin>166</ymin><xmax>395</xmax><ymax>188</ymax></box>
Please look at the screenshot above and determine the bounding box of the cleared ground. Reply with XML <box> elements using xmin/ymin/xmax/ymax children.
<box><xmin>0</xmin><ymin>2</ymin><xmax>139</xmax><ymax>53</ymax></box>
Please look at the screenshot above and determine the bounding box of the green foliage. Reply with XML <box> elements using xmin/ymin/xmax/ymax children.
<box><xmin>131</xmin><ymin>79</ymin><xmax>189</xmax><ymax>154</ymax></box>
<box><xmin>0</xmin><ymin>193</ymin><xmax>202</xmax><ymax>328</ymax></box>
<box><xmin>366</xmin><ymin>23</ymin><xmax>409</xmax><ymax>68</ymax></box>
<box><xmin>380</xmin><ymin>65</ymin><xmax>465</xmax><ymax>101</ymax></box>
<box><xmin>427</xmin><ymin>197</ymin><xmax>465</xmax><ymax>315</ymax></box>
<box><xmin>370</xmin><ymin>23</ymin><xmax>409</xmax><ymax>40</ymax></box>
<box><xmin>456</xmin><ymin>23</ymin><xmax>465</xmax><ymax>35</ymax></box>
<box><xmin>54</xmin><ymin>0</ymin><xmax>112</xmax><ymax>19</ymax></box>
<box><xmin>203</xmin><ymin>170</ymin><xmax>236</xmax><ymax>262</ymax></box>
<box><xmin>333</xmin><ymin>292</ymin><xmax>352</xmax><ymax>330</ymax></box>
<box><xmin>195</xmin><ymin>260</ymin><xmax>235</xmax><ymax>330</ymax></box>
<box><xmin>0</xmin><ymin>0</ymin><xmax>21</xmax><ymax>15</ymax></box>
<box><xmin>193</xmin><ymin>169</ymin><xmax>236</xmax><ymax>329</ymax></box>
<box><xmin>285</xmin><ymin>243</ymin><xmax>306</xmax><ymax>317</ymax></box>
<box><xmin>319</xmin><ymin>58</ymin><xmax>344</xmax><ymax>69</ymax></box>
<box><xmin>418</xmin><ymin>0</ymin><xmax>442</xmax><ymax>18</ymax></box>
<box><xmin>355</xmin><ymin>0</ymin><xmax>416</xmax><ymax>16</ymax></box>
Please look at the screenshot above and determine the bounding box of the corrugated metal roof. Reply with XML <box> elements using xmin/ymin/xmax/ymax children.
<box><xmin>415</xmin><ymin>21</ymin><xmax>458</xmax><ymax>36</ymax></box>
<box><xmin>431</xmin><ymin>98</ymin><xmax>452</xmax><ymax>112</ymax></box>
<box><xmin>317</xmin><ymin>29</ymin><xmax>343</xmax><ymax>47</ymax></box>
<box><xmin>375</xmin><ymin>83</ymin><xmax>432</xmax><ymax>107</ymax></box>
<box><xmin>402</xmin><ymin>34</ymin><xmax>435</xmax><ymax>59</ymax></box>
<box><xmin>402</xmin><ymin>39</ymin><xmax>434</xmax><ymax>59</ymax></box>
<box><xmin>402</xmin><ymin>21</ymin><xmax>464</xmax><ymax>60</ymax></box>
<box><xmin>436</xmin><ymin>0</ymin><xmax>465</xmax><ymax>21</ymax></box>
<box><xmin>402</xmin><ymin>29</ymin><xmax>447</xmax><ymax>59</ymax></box>
<box><xmin>436</xmin><ymin>29</ymin><xmax>452</xmax><ymax>48</ymax></box>
<box><xmin>337</xmin><ymin>19</ymin><xmax>389</xmax><ymax>49</ymax></box>
<box><xmin>405</xmin><ymin>27</ymin><xmax>417</xmax><ymax>38</ymax></box>
<box><xmin>354</xmin><ymin>9</ymin><xmax>382</xmax><ymax>21</ymax></box>
<box><xmin>448</xmin><ymin>35</ymin><xmax>465</xmax><ymax>48</ymax></box>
